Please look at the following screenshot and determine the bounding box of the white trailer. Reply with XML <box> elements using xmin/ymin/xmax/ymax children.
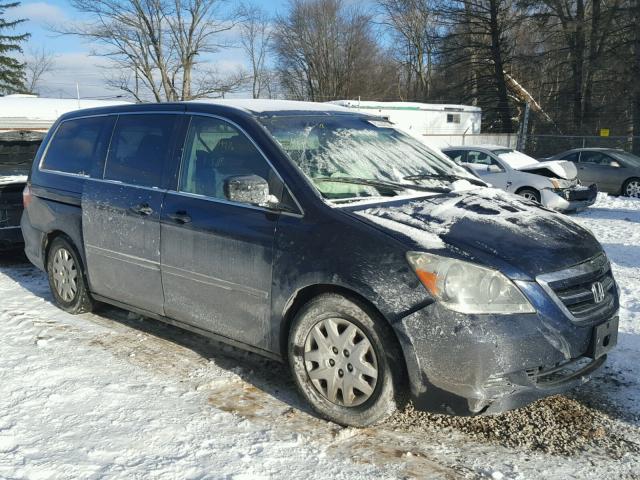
<box><xmin>0</xmin><ymin>94</ymin><xmax>131</xmax><ymax>132</ymax></box>
<box><xmin>329</xmin><ymin>100</ymin><xmax>481</xmax><ymax>135</ymax></box>
<box><xmin>0</xmin><ymin>95</ymin><xmax>131</xmax><ymax>173</ymax></box>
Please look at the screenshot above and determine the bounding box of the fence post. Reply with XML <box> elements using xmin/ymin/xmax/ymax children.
<box><xmin>517</xmin><ymin>103</ymin><xmax>530</xmax><ymax>151</ymax></box>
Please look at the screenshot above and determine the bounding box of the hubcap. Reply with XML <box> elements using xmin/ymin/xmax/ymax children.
<box><xmin>521</xmin><ymin>191</ymin><xmax>537</xmax><ymax>201</ymax></box>
<box><xmin>303</xmin><ymin>318</ymin><xmax>378</xmax><ymax>407</ymax></box>
<box><xmin>52</xmin><ymin>248</ymin><xmax>78</xmax><ymax>302</ymax></box>
<box><xmin>626</xmin><ymin>180</ymin><xmax>640</xmax><ymax>198</ymax></box>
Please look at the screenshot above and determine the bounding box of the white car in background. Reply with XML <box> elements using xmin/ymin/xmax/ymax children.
<box><xmin>441</xmin><ymin>145</ymin><xmax>598</xmax><ymax>212</ymax></box>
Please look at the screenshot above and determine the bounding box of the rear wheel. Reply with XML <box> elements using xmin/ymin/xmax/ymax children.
<box><xmin>288</xmin><ymin>293</ymin><xmax>406</xmax><ymax>427</ymax></box>
<box><xmin>623</xmin><ymin>178</ymin><xmax>640</xmax><ymax>198</ymax></box>
<box><xmin>46</xmin><ymin>237</ymin><xmax>94</xmax><ymax>314</ymax></box>
<box><xmin>517</xmin><ymin>187</ymin><xmax>541</xmax><ymax>203</ymax></box>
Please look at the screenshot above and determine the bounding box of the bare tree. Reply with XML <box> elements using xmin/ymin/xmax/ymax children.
<box><xmin>24</xmin><ymin>47</ymin><xmax>55</xmax><ymax>94</ymax></box>
<box><xmin>56</xmin><ymin>0</ymin><xmax>243</xmax><ymax>101</ymax></box>
<box><xmin>378</xmin><ymin>0</ymin><xmax>439</xmax><ymax>101</ymax></box>
<box><xmin>273</xmin><ymin>0</ymin><xmax>395</xmax><ymax>101</ymax></box>
<box><xmin>238</xmin><ymin>1</ymin><xmax>273</xmax><ymax>98</ymax></box>
<box><xmin>437</xmin><ymin>0</ymin><xmax>519</xmax><ymax>133</ymax></box>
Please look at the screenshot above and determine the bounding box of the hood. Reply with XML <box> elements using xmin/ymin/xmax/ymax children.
<box><xmin>347</xmin><ymin>188</ymin><xmax>602</xmax><ymax>280</ymax></box>
<box><xmin>515</xmin><ymin>160</ymin><xmax>577</xmax><ymax>180</ymax></box>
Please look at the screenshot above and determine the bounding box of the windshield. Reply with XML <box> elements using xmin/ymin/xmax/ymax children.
<box><xmin>494</xmin><ymin>149</ymin><xmax>539</xmax><ymax>169</ymax></box>
<box><xmin>611</xmin><ymin>150</ymin><xmax>640</xmax><ymax>167</ymax></box>
<box><xmin>258</xmin><ymin>114</ymin><xmax>478</xmax><ymax>201</ymax></box>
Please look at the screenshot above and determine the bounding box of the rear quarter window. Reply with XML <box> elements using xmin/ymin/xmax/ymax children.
<box><xmin>561</xmin><ymin>152</ymin><xmax>579</xmax><ymax>162</ymax></box>
<box><xmin>41</xmin><ymin>116</ymin><xmax>115</xmax><ymax>176</ymax></box>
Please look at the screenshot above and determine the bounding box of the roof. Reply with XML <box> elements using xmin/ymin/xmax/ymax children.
<box><xmin>564</xmin><ymin>147</ymin><xmax>624</xmax><ymax>152</ymax></box>
<box><xmin>442</xmin><ymin>145</ymin><xmax>512</xmax><ymax>151</ymax></box>
<box><xmin>330</xmin><ymin>100</ymin><xmax>482</xmax><ymax>113</ymax></box>
<box><xmin>0</xmin><ymin>95</ymin><xmax>131</xmax><ymax>130</ymax></box>
<box><xmin>189</xmin><ymin>99</ymin><xmax>352</xmax><ymax>114</ymax></box>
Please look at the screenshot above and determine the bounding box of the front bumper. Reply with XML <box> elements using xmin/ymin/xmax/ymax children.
<box><xmin>393</xmin><ymin>280</ymin><xmax>618</xmax><ymax>416</ymax></box>
<box><xmin>541</xmin><ymin>184</ymin><xmax>598</xmax><ymax>212</ymax></box>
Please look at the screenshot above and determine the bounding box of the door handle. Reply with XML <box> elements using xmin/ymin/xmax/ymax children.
<box><xmin>130</xmin><ymin>203</ymin><xmax>153</xmax><ymax>216</ymax></box>
<box><xmin>168</xmin><ymin>211</ymin><xmax>192</xmax><ymax>224</ymax></box>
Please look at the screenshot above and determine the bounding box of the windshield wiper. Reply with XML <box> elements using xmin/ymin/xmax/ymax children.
<box><xmin>403</xmin><ymin>173</ymin><xmax>487</xmax><ymax>187</ymax></box>
<box><xmin>313</xmin><ymin>177</ymin><xmax>450</xmax><ymax>193</ymax></box>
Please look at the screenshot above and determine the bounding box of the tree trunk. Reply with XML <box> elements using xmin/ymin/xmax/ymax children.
<box><xmin>571</xmin><ymin>0</ymin><xmax>586</xmax><ymax>131</ymax></box>
<box><xmin>489</xmin><ymin>0</ymin><xmax>513</xmax><ymax>133</ymax></box>
<box><xmin>632</xmin><ymin>0</ymin><xmax>640</xmax><ymax>154</ymax></box>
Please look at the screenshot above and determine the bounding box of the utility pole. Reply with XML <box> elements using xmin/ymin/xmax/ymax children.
<box><xmin>517</xmin><ymin>103</ymin><xmax>531</xmax><ymax>151</ymax></box>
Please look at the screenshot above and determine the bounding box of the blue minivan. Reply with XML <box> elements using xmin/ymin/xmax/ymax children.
<box><xmin>21</xmin><ymin>100</ymin><xmax>619</xmax><ymax>426</ymax></box>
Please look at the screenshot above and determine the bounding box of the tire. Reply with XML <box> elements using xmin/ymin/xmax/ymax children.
<box><xmin>46</xmin><ymin>236</ymin><xmax>94</xmax><ymax>314</ymax></box>
<box><xmin>517</xmin><ymin>187</ymin><xmax>541</xmax><ymax>203</ymax></box>
<box><xmin>622</xmin><ymin>178</ymin><xmax>640</xmax><ymax>198</ymax></box>
<box><xmin>288</xmin><ymin>293</ymin><xmax>407</xmax><ymax>427</ymax></box>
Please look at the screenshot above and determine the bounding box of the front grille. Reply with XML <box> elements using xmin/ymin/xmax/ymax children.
<box><xmin>564</xmin><ymin>186</ymin><xmax>597</xmax><ymax>201</ymax></box>
<box><xmin>537</xmin><ymin>254</ymin><xmax>618</xmax><ymax>325</ymax></box>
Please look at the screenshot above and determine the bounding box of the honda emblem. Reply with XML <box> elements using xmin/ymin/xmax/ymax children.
<box><xmin>592</xmin><ymin>281</ymin><xmax>605</xmax><ymax>304</ymax></box>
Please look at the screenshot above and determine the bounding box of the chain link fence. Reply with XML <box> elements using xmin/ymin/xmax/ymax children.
<box><xmin>522</xmin><ymin>135</ymin><xmax>640</xmax><ymax>159</ymax></box>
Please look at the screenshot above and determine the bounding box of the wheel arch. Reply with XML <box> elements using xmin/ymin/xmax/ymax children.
<box><xmin>515</xmin><ymin>185</ymin><xmax>539</xmax><ymax>195</ymax></box>
<box><xmin>43</xmin><ymin>229</ymin><xmax>87</xmax><ymax>275</ymax></box>
<box><xmin>279</xmin><ymin>283</ymin><xmax>405</xmax><ymax>365</ymax></box>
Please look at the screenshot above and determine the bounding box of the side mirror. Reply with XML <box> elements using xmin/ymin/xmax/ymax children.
<box><xmin>487</xmin><ymin>164</ymin><xmax>502</xmax><ymax>173</ymax></box>
<box><xmin>610</xmin><ymin>160</ymin><xmax>621</xmax><ymax>168</ymax></box>
<box><xmin>225</xmin><ymin>175</ymin><xmax>277</xmax><ymax>207</ymax></box>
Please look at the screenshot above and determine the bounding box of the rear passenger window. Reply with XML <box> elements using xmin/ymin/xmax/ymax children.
<box><xmin>104</xmin><ymin>114</ymin><xmax>178</xmax><ymax>188</ymax></box>
<box><xmin>42</xmin><ymin>116</ymin><xmax>114</xmax><ymax>176</ymax></box>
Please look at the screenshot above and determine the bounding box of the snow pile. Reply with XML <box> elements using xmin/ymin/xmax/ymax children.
<box><xmin>572</xmin><ymin>193</ymin><xmax>640</xmax><ymax>413</ymax></box>
<box><xmin>0</xmin><ymin>265</ymin><xmax>394</xmax><ymax>479</ymax></box>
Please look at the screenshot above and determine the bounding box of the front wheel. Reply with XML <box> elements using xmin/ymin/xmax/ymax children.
<box><xmin>517</xmin><ymin>187</ymin><xmax>541</xmax><ymax>203</ymax></box>
<box><xmin>46</xmin><ymin>236</ymin><xmax>94</xmax><ymax>314</ymax></box>
<box><xmin>623</xmin><ymin>178</ymin><xmax>640</xmax><ymax>198</ymax></box>
<box><xmin>288</xmin><ymin>293</ymin><xmax>406</xmax><ymax>427</ymax></box>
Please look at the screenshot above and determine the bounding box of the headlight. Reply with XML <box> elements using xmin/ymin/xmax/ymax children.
<box><xmin>406</xmin><ymin>252</ymin><xmax>535</xmax><ymax>314</ymax></box>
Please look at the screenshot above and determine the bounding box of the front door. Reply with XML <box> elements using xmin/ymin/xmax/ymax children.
<box><xmin>160</xmin><ymin>115</ymin><xmax>284</xmax><ymax>348</ymax></box>
<box><xmin>83</xmin><ymin>113</ymin><xmax>181</xmax><ymax>315</ymax></box>
<box><xmin>463</xmin><ymin>150</ymin><xmax>511</xmax><ymax>189</ymax></box>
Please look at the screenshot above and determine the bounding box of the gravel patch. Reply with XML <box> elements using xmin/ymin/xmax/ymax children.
<box><xmin>390</xmin><ymin>395</ymin><xmax>640</xmax><ymax>457</ymax></box>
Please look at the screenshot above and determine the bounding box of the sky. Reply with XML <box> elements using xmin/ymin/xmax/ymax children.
<box><xmin>6</xmin><ymin>0</ymin><xmax>290</xmax><ymax>100</ymax></box>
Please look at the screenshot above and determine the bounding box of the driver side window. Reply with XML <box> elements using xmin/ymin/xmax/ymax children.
<box><xmin>179</xmin><ymin>116</ymin><xmax>280</xmax><ymax>203</ymax></box>
<box><xmin>466</xmin><ymin>151</ymin><xmax>503</xmax><ymax>170</ymax></box>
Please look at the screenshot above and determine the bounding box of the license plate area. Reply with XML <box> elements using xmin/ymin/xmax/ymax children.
<box><xmin>588</xmin><ymin>316</ymin><xmax>619</xmax><ymax>359</ymax></box>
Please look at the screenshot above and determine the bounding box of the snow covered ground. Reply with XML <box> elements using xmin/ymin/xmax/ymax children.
<box><xmin>0</xmin><ymin>193</ymin><xmax>639</xmax><ymax>479</ymax></box>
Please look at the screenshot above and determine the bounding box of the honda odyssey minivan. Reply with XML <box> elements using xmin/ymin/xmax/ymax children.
<box><xmin>21</xmin><ymin>100</ymin><xmax>619</xmax><ymax>427</ymax></box>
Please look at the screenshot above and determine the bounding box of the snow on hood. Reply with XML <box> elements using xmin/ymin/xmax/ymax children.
<box><xmin>349</xmin><ymin>188</ymin><xmax>602</xmax><ymax>278</ymax></box>
<box><xmin>0</xmin><ymin>174</ymin><xmax>28</xmax><ymax>186</ymax></box>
